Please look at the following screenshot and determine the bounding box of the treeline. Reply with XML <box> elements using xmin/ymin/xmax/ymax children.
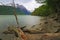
<box><xmin>0</xmin><ymin>5</ymin><xmax>25</xmax><ymax>15</ymax></box>
<box><xmin>31</xmin><ymin>0</ymin><xmax>60</xmax><ymax>17</ymax></box>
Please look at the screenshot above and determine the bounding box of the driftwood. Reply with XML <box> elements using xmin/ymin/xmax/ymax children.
<box><xmin>3</xmin><ymin>26</ymin><xmax>28</xmax><ymax>40</ymax></box>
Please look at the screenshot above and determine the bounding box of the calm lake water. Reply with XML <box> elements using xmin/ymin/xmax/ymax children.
<box><xmin>0</xmin><ymin>15</ymin><xmax>41</xmax><ymax>40</ymax></box>
<box><xmin>0</xmin><ymin>15</ymin><xmax>40</xmax><ymax>31</ymax></box>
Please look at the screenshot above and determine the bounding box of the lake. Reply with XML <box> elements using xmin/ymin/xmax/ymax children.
<box><xmin>0</xmin><ymin>15</ymin><xmax>41</xmax><ymax>31</ymax></box>
<box><xmin>0</xmin><ymin>15</ymin><xmax>41</xmax><ymax>40</ymax></box>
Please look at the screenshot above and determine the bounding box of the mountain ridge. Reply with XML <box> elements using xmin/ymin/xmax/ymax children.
<box><xmin>0</xmin><ymin>5</ymin><xmax>31</xmax><ymax>15</ymax></box>
<box><xmin>16</xmin><ymin>4</ymin><xmax>31</xmax><ymax>15</ymax></box>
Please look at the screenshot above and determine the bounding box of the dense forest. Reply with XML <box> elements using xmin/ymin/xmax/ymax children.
<box><xmin>32</xmin><ymin>0</ymin><xmax>60</xmax><ymax>17</ymax></box>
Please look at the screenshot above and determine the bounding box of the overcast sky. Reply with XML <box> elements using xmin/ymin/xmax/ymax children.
<box><xmin>0</xmin><ymin>0</ymin><xmax>42</xmax><ymax>12</ymax></box>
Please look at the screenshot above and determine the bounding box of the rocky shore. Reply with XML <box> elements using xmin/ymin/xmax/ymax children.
<box><xmin>22</xmin><ymin>15</ymin><xmax>60</xmax><ymax>33</ymax></box>
<box><xmin>25</xmin><ymin>33</ymin><xmax>60</xmax><ymax>40</ymax></box>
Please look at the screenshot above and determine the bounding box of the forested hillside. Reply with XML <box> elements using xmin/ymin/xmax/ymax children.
<box><xmin>32</xmin><ymin>0</ymin><xmax>60</xmax><ymax>17</ymax></box>
<box><xmin>0</xmin><ymin>5</ymin><xmax>25</xmax><ymax>15</ymax></box>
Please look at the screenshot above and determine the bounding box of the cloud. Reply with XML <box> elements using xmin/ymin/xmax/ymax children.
<box><xmin>0</xmin><ymin>0</ymin><xmax>12</xmax><ymax>5</ymax></box>
<box><xmin>15</xmin><ymin>0</ymin><xmax>32</xmax><ymax>4</ymax></box>
<box><xmin>19</xmin><ymin>0</ymin><xmax>32</xmax><ymax>3</ymax></box>
<box><xmin>14</xmin><ymin>0</ymin><xmax>41</xmax><ymax>12</ymax></box>
<box><xmin>20</xmin><ymin>0</ymin><xmax>42</xmax><ymax>12</ymax></box>
<box><xmin>0</xmin><ymin>0</ymin><xmax>42</xmax><ymax>12</ymax></box>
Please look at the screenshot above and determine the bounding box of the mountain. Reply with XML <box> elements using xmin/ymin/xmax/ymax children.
<box><xmin>0</xmin><ymin>5</ymin><xmax>29</xmax><ymax>15</ymax></box>
<box><xmin>16</xmin><ymin>4</ymin><xmax>31</xmax><ymax>15</ymax></box>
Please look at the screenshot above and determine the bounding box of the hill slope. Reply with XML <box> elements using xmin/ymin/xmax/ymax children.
<box><xmin>0</xmin><ymin>5</ymin><xmax>26</xmax><ymax>15</ymax></box>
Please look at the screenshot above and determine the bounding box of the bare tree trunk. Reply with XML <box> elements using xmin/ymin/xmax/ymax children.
<box><xmin>12</xmin><ymin>0</ymin><xmax>19</xmax><ymax>26</ymax></box>
<box><xmin>12</xmin><ymin>0</ymin><xmax>28</xmax><ymax>40</ymax></box>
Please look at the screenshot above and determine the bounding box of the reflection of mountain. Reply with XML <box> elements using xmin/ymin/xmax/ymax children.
<box><xmin>16</xmin><ymin>4</ymin><xmax>31</xmax><ymax>15</ymax></box>
<box><xmin>0</xmin><ymin>5</ymin><xmax>31</xmax><ymax>15</ymax></box>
